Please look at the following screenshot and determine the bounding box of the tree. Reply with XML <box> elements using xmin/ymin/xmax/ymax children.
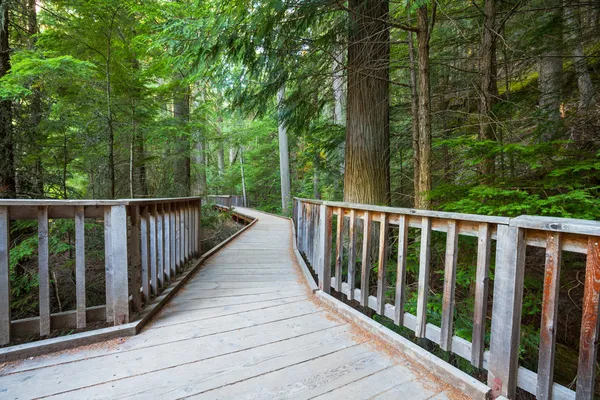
<box><xmin>0</xmin><ymin>0</ymin><xmax>15</xmax><ymax>198</ymax></box>
<box><xmin>277</xmin><ymin>84</ymin><xmax>291</xmax><ymax>213</ymax></box>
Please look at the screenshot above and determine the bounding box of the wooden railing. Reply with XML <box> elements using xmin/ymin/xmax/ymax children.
<box><xmin>205</xmin><ymin>195</ymin><xmax>245</xmax><ymax>208</ymax></box>
<box><xmin>0</xmin><ymin>197</ymin><xmax>201</xmax><ymax>345</ymax></box>
<box><xmin>293</xmin><ymin>197</ymin><xmax>600</xmax><ymax>400</ymax></box>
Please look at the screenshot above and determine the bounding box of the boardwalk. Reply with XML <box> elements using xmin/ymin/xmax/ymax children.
<box><xmin>0</xmin><ymin>208</ymin><xmax>463</xmax><ymax>400</ymax></box>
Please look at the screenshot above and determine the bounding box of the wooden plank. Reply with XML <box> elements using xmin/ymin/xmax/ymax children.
<box><xmin>75</xmin><ymin>206</ymin><xmax>86</xmax><ymax>328</ymax></box>
<box><xmin>0</xmin><ymin>206</ymin><xmax>10</xmax><ymax>344</ymax></box>
<box><xmin>318</xmin><ymin>204</ymin><xmax>332</xmax><ymax>293</ymax></box>
<box><xmin>394</xmin><ymin>214</ymin><xmax>409</xmax><ymax>326</ymax></box>
<box><xmin>347</xmin><ymin>209</ymin><xmax>357</xmax><ymax>301</ymax></box>
<box><xmin>415</xmin><ymin>216</ymin><xmax>431</xmax><ymax>338</ymax></box>
<box><xmin>149</xmin><ymin>204</ymin><xmax>158</xmax><ymax>295</ymax></box>
<box><xmin>179</xmin><ymin>203</ymin><xmax>184</xmax><ymax>266</ymax></box>
<box><xmin>140</xmin><ymin>206</ymin><xmax>150</xmax><ymax>302</ymax></box>
<box><xmin>104</xmin><ymin>206</ymin><xmax>114</xmax><ymax>323</ymax></box>
<box><xmin>163</xmin><ymin>203</ymin><xmax>171</xmax><ymax>284</ymax></box>
<box><xmin>360</xmin><ymin>210</ymin><xmax>372</xmax><ymax>307</ymax></box>
<box><xmin>575</xmin><ymin>236</ymin><xmax>600</xmax><ymax>400</ymax></box>
<box><xmin>537</xmin><ymin>232</ymin><xmax>562</xmax><ymax>400</ymax></box>
<box><xmin>334</xmin><ymin>207</ymin><xmax>344</xmax><ymax>292</ymax></box>
<box><xmin>156</xmin><ymin>203</ymin><xmax>164</xmax><ymax>289</ymax></box>
<box><xmin>377</xmin><ymin>212</ymin><xmax>389</xmax><ymax>315</ymax></box>
<box><xmin>38</xmin><ymin>206</ymin><xmax>50</xmax><ymax>336</ymax></box>
<box><xmin>511</xmin><ymin>215</ymin><xmax>600</xmax><ymax>237</ymax></box>
<box><xmin>129</xmin><ymin>205</ymin><xmax>141</xmax><ymax>312</ymax></box>
<box><xmin>194</xmin><ymin>201</ymin><xmax>200</xmax><ymax>256</ymax></box>
<box><xmin>175</xmin><ymin>203</ymin><xmax>180</xmax><ymax>271</ymax></box>
<box><xmin>487</xmin><ymin>225</ymin><xmax>526</xmax><ymax>398</ymax></box>
<box><xmin>472</xmin><ymin>222</ymin><xmax>492</xmax><ymax>368</ymax></box>
<box><xmin>440</xmin><ymin>220</ymin><xmax>458</xmax><ymax>352</ymax></box>
<box><xmin>110</xmin><ymin>205</ymin><xmax>129</xmax><ymax>325</ymax></box>
<box><xmin>170</xmin><ymin>203</ymin><xmax>176</xmax><ymax>274</ymax></box>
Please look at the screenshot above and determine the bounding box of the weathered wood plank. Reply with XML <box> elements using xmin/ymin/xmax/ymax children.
<box><xmin>347</xmin><ymin>209</ymin><xmax>357</xmax><ymax>301</ymax></box>
<box><xmin>140</xmin><ymin>206</ymin><xmax>150</xmax><ymax>302</ymax></box>
<box><xmin>334</xmin><ymin>207</ymin><xmax>344</xmax><ymax>292</ymax></box>
<box><xmin>170</xmin><ymin>203</ymin><xmax>176</xmax><ymax>275</ymax></box>
<box><xmin>110</xmin><ymin>205</ymin><xmax>129</xmax><ymax>325</ymax></box>
<box><xmin>163</xmin><ymin>203</ymin><xmax>171</xmax><ymax>283</ymax></box>
<box><xmin>537</xmin><ymin>232</ymin><xmax>562</xmax><ymax>400</ymax></box>
<box><xmin>377</xmin><ymin>212</ymin><xmax>389</xmax><ymax>315</ymax></box>
<box><xmin>149</xmin><ymin>204</ymin><xmax>158</xmax><ymax>295</ymax></box>
<box><xmin>318</xmin><ymin>205</ymin><xmax>332</xmax><ymax>293</ymax></box>
<box><xmin>487</xmin><ymin>225</ymin><xmax>526</xmax><ymax>398</ymax></box>
<box><xmin>179</xmin><ymin>203</ymin><xmax>185</xmax><ymax>266</ymax></box>
<box><xmin>156</xmin><ymin>203</ymin><xmax>164</xmax><ymax>289</ymax></box>
<box><xmin>38</xmin><ymin>206</ymin><xmax>50</xmax><ymax>336</ymax></box>
<box><xmin>394</xmin><ymin>214</ymin><xmax>409</xmax><ymax>326</ymax></box>
<box><xmin>416</xmin><ymin>216</ymin><xmax>431</xmax><ymax>338</ymax></box>
<box><xmin>104</xmin><ymin>206</ymin><xmax>114</xmax><ymax>323</ymax></box>
<box><xmin>75</xmin><ymin>206</ymin><xmax>86</xmax><ymax>328</ymax></box>
<box><xmin>175</xmin><ymin>203</ymin><xmax>180</xmax><ymax>271</ymax></box>
<box><xmin>472</xmin><ymin>222</ymin><xmax>492</xmax><ymax>368</ymax></box>
<box><xmin>360</xmin><ymin>210</ymin><xmax>372</xmax><ymax>307</ymax></box>
<box><xmin>575</xmin><ymin>236</ymin><xmax>600</xmax><ymax>400</ymax></box>
<box><xmin>440</xmin><ymin>220</ymin><xmax>458</xmax><ymax>351</ymax></box>
<box><xmin>129</xmin><ymin>205</ymin><xmax>141</xmax><ymax>313</ymax></box>
<box><xmin>0</xmin><ymin>206</ymin><xmax>10</xmax><ymax>344</ymax></box>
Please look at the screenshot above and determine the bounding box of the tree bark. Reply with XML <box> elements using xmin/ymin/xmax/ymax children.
<box><xmin>173</xmin><ymin>85</ymin><xmax>191</xmax><ymax>196</ymax></box>
<box><xmin>0</xmin><ymin>0</ymin><xmax>15</xmax><ymax>198</ymax></box>
<box><xmin>192</xmin><ymin>135</ymin><xmax>207</xmax><ymax>196</ymax></box>
<box><xmin>478</xmin><ymin>0</ymin><xmax>498</xmax><ymax>181</ymax></box>
<box><xmin>27</xmin><ymin>0</ymin><xmax>43</xmax><ymax>196</ymax></box>
<box><xmin>344</xmin><ymin>0</ymin><xmax>390</xmax><ymax>205</ymax></box>
<box><xmin>277</xmin><ymin>84</ymin><xmax>292</xmax><ymax>213</ymax></box>
<box><xmin>415</xmin><ymin>5</ymin><xmax>434</xmax><ymax>209</ymax></box>
<box><xmin>408</xmin><ymin>31</ymin><xmax>420</xmax><ymax>206</ymax></box>
<box><xmin>564</xmin><ymin>0</ymin><xmax>594</xmax><ymax>110</ymax></box>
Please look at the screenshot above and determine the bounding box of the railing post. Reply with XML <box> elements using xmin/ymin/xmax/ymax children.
<box><xmin>488</xmin><ymin>224</ymin><xmax>526</xmax><ymax>398</ymax></box>
<box><xmin>317</xmin><ymin>204</ymin><xmax>332</xmax><ymax>293</ymax></box>
<box><xmin>0</xmin><ymin>206</ymin><xmax>10</xmax><ymax>345</ymax></box>
<box><xmin>110</xmin><ymin>205</ymin><xmax>129</xmax><ymax>325</ymax></box>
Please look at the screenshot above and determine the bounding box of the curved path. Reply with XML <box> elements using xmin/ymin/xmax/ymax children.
<box><xmin>0</xmin><ymin>208</ymin><xmax>464</xmax><ymax>399</ymax></box>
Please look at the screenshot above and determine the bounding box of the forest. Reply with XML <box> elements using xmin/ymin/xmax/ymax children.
<box><xmin>1</xmin><ymin>0</ymin><xmax>599</xmax><ymax>394</ymax></box>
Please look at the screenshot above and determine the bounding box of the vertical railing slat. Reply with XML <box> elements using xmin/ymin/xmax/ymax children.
<box><xmin>164</xmin><ymin>203</ymin><xmax>171</xmax><ymax>284</ymax></box>
<box><xmin>318</xmin><ymin>204</ymin><xmax>332</xmax><ymax>293</ymax></box>
<box><xmin>170</xmin><ymin>203</ymin><xmax>176</xmax><ymax>276</ymax></box>
<box><xmin>334</xmin><ymin>208</ymin><xmax>344</xmax><ymax>292</ymax></box>
<box><xmin>149</xmin><ymin>204</ymin><xmax>158</xmax><ymax>295</ymax></box>
<box><xmin>140</xmin><ymin>206</ymin><xmax>150</xmax><ymax>302</ymax></box>
<box><xmin>376</xmin><ymin>212</ymin><xmax>389</xmax><ymax>315</ymax></box>
<box><xmin>130</xmin><ymin>205</ymin><xmax>142</xmax><ymax>313</ymax></box>
<box><xmin>0</xmin><ymin>206</ymin><xmax>10</xmax><ymax>345</ymax></box>
<box><xmin>157</xmin><ymin>204</ymin><xmax>164</xmax><ymax>289</ymax></box>
<box><xmin>104</xmin><ymin>206</ymin><xmax>114</xmax><ymax>323</ymax></box>
<box><xmin>537</xmin><ymin>232</ymin><xmax>562</xmax><ymax>400</ymax></box>
<box><xmin>37</xmin><ymin>206</ymin><xmax>50</xmax><ymax>336</ymax></box>
<box><xmin>110</xmin><ymin>205</ymin><xmax>129</xmax><ymax>325</ymax></box>
<box><xmin>415</xmin><ymin>216</ymin><xmax>431</xmax><ymax>338</ymax></box>
<box><xmin>75</xmin><ymin>206</ymin><xmax>86</xmax><ymax>328</ymax></box>
<box><xmin>175</xmin><ymin>203</ymin><xmax>180</xmax><ymax>271</ymax></box>
<box><xmin>360</xmin><ymin>211</ymin><xmax>372</xmax><ymax>307</ymax></box>
<box><xmin>440</xmin><ymin>219</ymin><xmax>458</xmax><ymax>351</ymax></box>
<box><xmin>179</xmin><ymin>203</ymin><xmax>184</xmax><ymax>267</ymax></box>
<box><xmin>487</xmin><ymin>225</ymin><xmax>526</xmax><ymax>398</ymax></box>
<box><xmin>347</xmin><ymin>209</ymin><xmax>357</xmax><ymax>301</ymax></box>
<box><xmin>472</xmin><ymin>222</ymin><xmax>492</xmax><ymax>368</ymax></box>
<box><xmin>575</xmin><ymin>236</ymin><xmax>600</xmax><ymax>400</ymax></box>
<box><xmin>394</xmin><ymin>214</ymin><xmax>408</xmax><ymax>326</ymax></box>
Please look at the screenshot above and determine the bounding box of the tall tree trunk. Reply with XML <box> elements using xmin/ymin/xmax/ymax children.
<box><xmin>332</xmin><ymin>42</ymin><xmax>345</xmax><ymax>125</ymax></box>
<box><xmin>277</xmin><ymin>84</ymin><xmax>292</xmax><ymax>213</ymax></box>
<box><xmin>408</xmin><ymin>31</ymin><xmax>420</xmax><ymax>206</ymax></box>
<box><xmin>240</xmin><ymin>146</ymin><xmax>247</xmax><ymax>207</ymax></box>
<box><xmin>229</xmin><ymin>146</ymin><xmax>237</xmax><ymax>165</ymax></box>
<box><xmin>478</xmin><ymin>0</ymin><xmax>498</xmax><ymax>181</ymax></box>
<box><xmin>27</xmin><ymin>0</ymin><xmax>43</xmax><ymax>196</ymax></box>
<box><xmin>313</xmin><ymin>154</ymin><xmax>321</xmax><ymax>200</ymax></box>
<box><xmin>106</xmin><ymin>39</ymin><xmax>115</xmax><ymax>198</ymax></box>
<box><xmin>173</xmin><ymin>85</ymin><xmax>191</xmax><ymax>196</ymax></box>
<box><xmin>538</xmin><ymin>0</ymin><xmax>562</xmax><ymax>141</ymax></box>
<box><xmin>344</xmin><ymin>0</ymin><xmax>390</xmax><ymax>205</ymax></box>
<box><xmin>415</xmin><ymin>5</ymin><xmax>434</xmax><ymax>209</ymax></box>
<box><xmin>564</xmin><ymin>0</ymin><xmax>594</xmax><ymax>110</ymax></box>
<box><xmin>192</xmin><ymin>136</ymin><xmax>207</xmax><ymax>196</ymax></box>
<box><xmin>0</xmin><ymin>1</ymin><xmax>15</xmax><ymax>198</ymax></box>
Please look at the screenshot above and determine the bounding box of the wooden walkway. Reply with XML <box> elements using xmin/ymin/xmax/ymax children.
<box><xmin>0</xmin><ymin>208</ymin><xmax>464</xmax><ymax>400</ymax></box>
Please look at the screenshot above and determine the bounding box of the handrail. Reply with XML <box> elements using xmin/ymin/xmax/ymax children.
<box><xmin>0</xmin><ymin>197</ymin><xmax>202</xmax><ymax>345</ymax></box>
<box><xmin>205</xmin><ymin>195</ymin><xmax>245</xmax><ymax>208</ymax></box>
<box><xmin>293</xmin><ymin>197</ymin><xmax>600</xmax><ymax>400</ymax></box>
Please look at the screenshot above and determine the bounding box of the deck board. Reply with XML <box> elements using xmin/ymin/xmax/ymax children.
<box><xmin>0</xmin><ymin>207</ymin><xmax>465</xmax><ymax>399</ymax></box>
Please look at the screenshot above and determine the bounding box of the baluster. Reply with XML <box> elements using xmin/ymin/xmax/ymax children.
<box><xmin>415</xmin><ymin>216</ymin><xmax>432</xmax><ymax>338</ymax></box>
<box><xmin>377</xmin><ymin>212</ymin><xmax>389</xmax><ymax>315</ymax></box>
<box><xmin>334</xmin><ymin>207</ymin><xmax>344</xmax><ymax>292</ymax></box>
<box><xmin>360</xmin><ymin>210</ymin><xmax>372</xmax><ymax>307</ymax></box>
<box><xmin>110</xmin><ymin>205</ymin><xmax>129</xmax><ymax>325</ymax></box>
<box><xmin>472</xmin><ymin>222</ymin><xmax>492</xmax><ymax>367</ymax></box>
<box><xmin>488</xmin><ymin>225</ymin><xmax>526</xmax><ymax>398</ymax></box>
<box><xmin>575</xmin><ymin>236</ymin><xmax>600</xmax><ymax>399</ymax></box>
<box><xmin>0</xmin><ymin>206</ymin><xmax>10</xmax><ymax>344</ymax></box>
<box><xmin>174</xmin><ymin>203</ymin><xmax>180</xmax><ymax>271</ymax></box>
<box><xmin>318</xmin><ymin>204</ymin><xmax>332</xmax><ymax>293</ymax></box>
<box><xmin>129</xmin><ymin>205</ymin><xmax>142</xmax><ymax>313</ymax></box>
<box><xmin>140</xmin><ymin>206</ymin><xmax>150</xmax><ymax>303</ymax></box>
<box><xmin>186</xmin><ymin>201</ymin><xmax>191</xmax><ymax>260</ymax></box>
<box><xmin>157</xmin><ymin>204</ymin><xmax>164</xmax><ymax>289</ymax></box>
<box><xmin>149</xmin><ymin>204</ymin><xmax>158</xmax><ymax>295</ymax></box>
<box><xmin>537</xmin><ymin>232</ymin><xmax>562</xmax><ymax>400</ymax></box>
<box><xmin>440</xmin><ymin>219</ymin><xmax>458</xmax><ymax>351</ymax></box>
<box><xmin>170</xmin><ymin>203</ymin><xmax>176</xmax><ymax>276</ymax></box>
<box><xmin>197</xmin><ymin>200</ymin><xmax>202</xmax><ymax>257</ymax></box>
<box><xmin>75</xmin><ymin>206</ymin><xmax>87</xmax><ymax>327</ymax></box>
<box><xmin>180</xmin><ymin>203</ymin><xmax>185</xmax><ymax>266</ymax></box>
<box><xmin>347</xmin><ymin>209</ymin><xmax>357</xmax><ymax>301</ymax></box>
<box><xmin>104</xmin><ymin>206</ymin><xmax>114</xmax><ymax>323</ymax></box>
<box><xmin>394</xmin><ymin>214</ymin><xmax>409</xmax><ymax>326</ymax></box>
<box><xmin>163</xmin><ymin>203</ymin><xmax>171</xmax><ymax>284</ymax></box>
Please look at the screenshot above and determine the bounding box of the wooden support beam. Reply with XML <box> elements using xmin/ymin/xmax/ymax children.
<box><xmin>149</xmin><ymin>204</ymin><xmax>158</xmax><ymax>295</ymax></box>
<box><xmin>0</xmin><ymin>206</ymin><xmax>10</xmax><ymax>345</ymax></box>
<box><xmin>416</xmin><ymin>216</ymin><xmax>432</xmax><ymax>338</ymax></box>
<box><xmin>334</xmin><ymin>208</ymin><xmax>344</xmax><ymax>292</ymax></box>
<box><xmin>109</xmin><ymin>205</ymin><xmax>129</xmax><ymax>325</ymax></box>
<box><xmin>377</xmin><ymin>212</ymin><xmax>389</xmax><ymax>315</ymax></box>
<box><xmin>472</xmin><ymin>222</ymin><xmax>492</xmax><ymax>368</ymax></box>
<box><xmin>318</xmin><ymin>204</ymin><xmax>332</xmax><ymax>293</ymax></box>
<box><xmin>75</xmin><ymin>206</ymin><xmax>86</xmax><ymax>328</ymax></box>
<box><xmin>156</xmin><ymin>204</ymin><xmax>164</xmax><ymax>289</ymax></box>
<box><xmin>440</xmin><ymin>220</ymin><xmax>458</xmax><ymax>352</ymax></box>
<box><xmin>129</xmin><ymin>205</ymin><xmax>141</xmax><ymax>313</ymax></box>
<box><xmin>347</xmin><ymin>209</ymin><xmax>357</xmax><ymax>301</ymax></box>
<box><xmin>360</xmin><ymin>211</ymin><xmax>372</xmax><ymax>307</ymax></box>
<box><xmin>394</xmin><ymin>214</ymin><xmax>409</xmax><ymax>326</ymax></box>
<box><xmin>140</xmin><ymin>206</ymin><xmax>150</xmax><ymax>302</ymax></box>
<box><xmin>38</xmin><ymin>206</ymin><xmax>50</xmax><ymax>336</ymax></box>
<box><xmin>103</xmin><ymin>206</ymin><xmax>114</xmax><ymax>323</ymax></box>
<box><xmin>170</xmin><ymin>203</ymin><xmax>176</xmax><ymax>275</ymax></box>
